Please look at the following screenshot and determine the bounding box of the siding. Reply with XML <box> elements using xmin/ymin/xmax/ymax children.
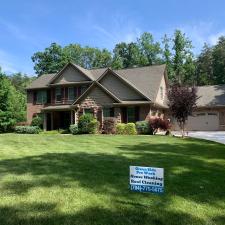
<box><xmin>54</xmin><ymin>64</ymin><xmax>90</xmax><ymax>84</ymax></box>
<box><xmin>80</xmin><ymin>85</ymin><xmax>115</xmax><ymax>108</ymax></box>
<box><xmin>100</xmin><ymin>72</ymin><xmax>145</xmax><ymax>100</ymax></box>
<box><xmin>155</xmin><ymin>76</ymin><xmax>167</xmax><ymax>105</ymax></box>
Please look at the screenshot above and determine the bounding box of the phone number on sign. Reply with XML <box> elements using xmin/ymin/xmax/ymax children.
<box><xmin>130</xmin><ymin>185</ymin><xmax>164</xmax><ymax>193</ymax></box>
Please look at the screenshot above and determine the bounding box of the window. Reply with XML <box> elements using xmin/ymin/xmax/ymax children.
<box><xmin>103</xmin><ymin>108</ymin><xmax>114</xmax><ymax>118</ymax></box>
<box><xmin>208</xmin><ymin>113</ymin><xmax>217</xmax><ymax>116</ymax></box>
<box><xmin>197</xmin><ymin>113</ymin><xmax>205</xmax><ymax>116</ymax></box>
<box><xmin>160</xmin><ymin>86</ymin><xmax>163</xmax><ymax>100</ymax></box>
<box><xmin>127</xmin><ymin>107</ymin><xmax>135</xmax><ymax>122</ymax></box>
<box><xmin>55</xmin><ymin>88</ymin><xmax>61</xmax><ymax>102</ymax></box>
<box><xmin>68</xmin><ymin>87</ymin><xmax>75</xmax><ymax>101</ymax></box>
<box><xmin>36</xmin><ymin>90</ymin><xmax>47</xmax><ymax>104</ymax></box>
<box><xmin>219</xmin><ymin>112</ymin><xmax>225</xmax><ymax>125</ymax></box>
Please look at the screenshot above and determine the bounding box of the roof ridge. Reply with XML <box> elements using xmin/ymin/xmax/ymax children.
<box><xmin>115</xmin><ymin>64</ymin><xmax>166</xmax><ymax>71</ymax></box>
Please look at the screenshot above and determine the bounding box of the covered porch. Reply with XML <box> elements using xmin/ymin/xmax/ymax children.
<box><xmin>42</xmin><ymin>105</ymin><xmax>76</xmax><ymax>131</ymax></box>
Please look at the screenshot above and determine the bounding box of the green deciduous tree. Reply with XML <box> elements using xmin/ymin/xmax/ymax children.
<box><xmin>138</xmin><ymin>32</ymin><xmax>162</xmax><ymax>66</ymax></box>
<box><xmin>0</xmin><ymin>68</ymin><xmax>27</xmax><ymax>132</ymax></box>
<box><xmin>32</xmin><ymin>43</ymin><xmax>68</xmax><ymax>76</ymax></box>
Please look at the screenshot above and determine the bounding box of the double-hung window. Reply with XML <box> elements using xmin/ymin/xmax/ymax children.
<box><xmin>36</xmin><ymin>90</ymin><xmax>47</xmax><ymax>104</ymax></box>
<box><xmin>103</xmin><ymin>107</ymin><xmax>114</xmax><ymax>118</ymax></box>
<box><xmin>68</xmin><ymin>87</ymin><xmax>75</xmax><ymax>101</ymax></box>
<box><xmin>55</xmin><ymin>88</ymin><xmax>62</xmax><ymax>102</ymax></box>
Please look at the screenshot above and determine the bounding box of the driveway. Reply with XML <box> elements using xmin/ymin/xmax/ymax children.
<box><xmin>172</xmin><ymin>131</ymin><xmax>225</xmax><ymax>144</ymax></box>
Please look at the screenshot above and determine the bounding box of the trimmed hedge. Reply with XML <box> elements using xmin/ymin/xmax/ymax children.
<box><xmin>124</xmin><ymin>123</ymin><xmax>137</xmax><ymax>135</ymax></box>
<box><xmin>78</xmin><ymin>114</ymin><xmax>99</xmax><ymax>134</ymax></box>
<box><xmin>116</xmin><ymin>123</ymin><xmax>126</xmax><ymax>134</ymax></box>
<box><xmin>69</xmin><ymin>124</ymin><xmax>79</xmax><ymax>135</ymax></box>
<box><xmin>136</xmin><ymin>121</ymin><xmax>152</xmax><ymax>134</ymax></box>
<box><xmin>15</xmin><ymin>126</ymin><xmax>41</xmax><ymax>134</ymax></box>
<box><xmin>31</xmin><ymin>116</ymin><xmax>43</xmax><ymax>128</ymax></box>
<box><xmin>116</xmin><ymin>123</ymin><xmax>137</xmax><ymax>135</ymax></box>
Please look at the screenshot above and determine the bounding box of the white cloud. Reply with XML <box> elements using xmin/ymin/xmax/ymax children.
<box><xmin>209</xmin><ymin>31</ymin><xmax>225</xmax><ymax>45</ymax></box>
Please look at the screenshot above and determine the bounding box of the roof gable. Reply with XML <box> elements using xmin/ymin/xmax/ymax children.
<box><xmin>73</xmin><ymin>82</ymin><xmax>121</xmax><ymax>105</ymax></box>
<box><xmin>49</xmin><ymin>63</ymin><xmax>93</xmax><ymax>84</ymax></box>
<box><xmin>115</xmin><ymin>64</ymin><xmax>166</xmax><ymax>101</ymax></box>
<box><xmin>97</xmin><ymin>69</ymin><xmax>150</xmax><ymax>101</ymax></box>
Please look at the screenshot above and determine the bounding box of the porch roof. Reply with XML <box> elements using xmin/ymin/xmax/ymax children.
<box><xmin>41</xmin><ymin>105</ymin><xmax>72</xmax><ymax>111</ymax></box>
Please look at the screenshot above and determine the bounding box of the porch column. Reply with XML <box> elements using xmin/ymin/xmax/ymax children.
<box><xmin>70</xmin><ymin>110</ymin><xmax>74</xmax><ymax>124</ymax></box>
<box><xmin>51</xmin><ymin>112</ymin><xmax>54</xmax><ymax>130</ymax></box>
<box><xmin>43</xmin><ymin>113</ymin><xmax>47</xmax><ymax>131</ymax></box>
<box><xmin>74</xmin><ymin>110</ymin><xmax>78</xmax><ymax>125</ymax></box>
<box><xmin>114</xmin><ymin>107</ymin><xmax>121</xmax><ymax>123</ymax></box>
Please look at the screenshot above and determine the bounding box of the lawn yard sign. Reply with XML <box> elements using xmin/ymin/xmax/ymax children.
<box><xmin>130</xmin><ymin>166</ymin><xmax>164</xmax><ymax>193</ymax></box>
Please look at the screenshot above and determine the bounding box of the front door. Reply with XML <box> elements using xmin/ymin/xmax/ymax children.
<box><xmin>59</xmin><ymin>111</ymin><xmax>70</xmax><ymax>129</ymax></box>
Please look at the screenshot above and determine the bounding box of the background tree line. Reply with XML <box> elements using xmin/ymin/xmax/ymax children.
<box><xmin>31</xmin><ymin>30</ymin><xmax>225</xmax><ymax>86</ymax></box>
<box><xmin>0</xmin><ymin>29</ymin><xmax>225</xmax><ymax>127</ymax></box>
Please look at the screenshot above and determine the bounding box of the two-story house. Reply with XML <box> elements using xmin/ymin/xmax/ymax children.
<box><xmin>26</xmin><ymin>63</ymin><xmax>168</xmax><ymax>130</ymax></box>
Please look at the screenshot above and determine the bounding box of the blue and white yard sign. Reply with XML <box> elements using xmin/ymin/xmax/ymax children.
<box><xmin>130</xmin><ymin>166</ymin><xmax>164</xmax><ymax>194</ymax></box>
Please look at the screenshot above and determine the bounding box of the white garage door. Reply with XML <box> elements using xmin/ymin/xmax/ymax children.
<box><xmin>187</xmin><ymin>112</ymin><xmax>219</xmax><ymax>131</ymax></box>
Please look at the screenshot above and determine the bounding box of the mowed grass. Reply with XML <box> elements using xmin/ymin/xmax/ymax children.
<box><xmin>0</xmin><ymin>134</ymin><xmax>225</xmax><ymax>225</ymax></box>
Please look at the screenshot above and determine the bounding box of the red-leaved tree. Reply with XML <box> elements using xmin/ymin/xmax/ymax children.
<box><xmin>167</xmin><ymin>85</ymin><xmax>198</xmax><ymax>137</ymax></box>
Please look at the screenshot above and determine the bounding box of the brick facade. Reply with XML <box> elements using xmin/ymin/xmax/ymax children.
<box><xmin>27</xmin><ymin>91</ymin><xmax>45</xmax><ymax>124</ymax></box>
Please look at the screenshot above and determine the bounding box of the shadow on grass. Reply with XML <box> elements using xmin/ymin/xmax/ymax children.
<box><xmin>0</xmin><ymin>202</ymin><xmax>208</xmax><ymax>225</ymax></box>
<box><xmin>0</xmin><ymin>139</ymin><xmax>225</xmax><ymax>224</ymax></box>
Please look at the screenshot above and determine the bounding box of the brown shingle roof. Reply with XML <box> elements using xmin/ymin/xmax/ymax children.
<box><xmin>26</xmin><ymin>64</ymin><xmax>166</xmax><ymax>102</ymax></box>
<box><xmin>196</xmin><ymin>85</ymin><xmax>225</xmax><ymax>107</ymax></box>
<box><xmin>26</xmin><ymin>73</ymin><xmax>56</xmax><ymax>89</ymax></box>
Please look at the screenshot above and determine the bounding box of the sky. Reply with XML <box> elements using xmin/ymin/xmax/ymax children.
<box><xmin>0</xmin><ymin>0</ymin><xmax>225</xmax><ymax>75</ymax></box>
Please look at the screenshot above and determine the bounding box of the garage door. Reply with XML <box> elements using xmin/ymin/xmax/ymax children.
<box><xmin>187</xmin><ymin>112</ymin><xmax>219</xmax><ymax>131</ymax></box>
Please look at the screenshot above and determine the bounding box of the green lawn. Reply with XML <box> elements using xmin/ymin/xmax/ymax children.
<box><xmin>0</xmin><ymin>134</ymin><xmax>225</xmax><ymax>225</ymax></box>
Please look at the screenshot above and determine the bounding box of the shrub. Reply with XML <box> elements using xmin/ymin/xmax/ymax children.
<box><xmin>31</xmin><ymin>116</ymin><xmax>43</xmax><ymax>128</ymax></box>
<box><xmin>0</xmin><ymin>111</ymin><xmax>16</xmax><ymax>133</ymax></box>
<box><xmin>16</xmin><ymin>121</ymin><xmax>29</xmax><ymax>126</ymax></box>
<box><xmin>136</xmin><ymin>121</ymin><xmax>152</xmax><ymax>134</ymax></box>
<box><xmin>116</xmin><ymin>123</ymin><xmax>126</xmax><ymax>134</ymax></box>
<box><xmin>116</xmin><ymin>123</ymin><xmax>137</xmax><ymax>135</ymax></box>
<box><xmin>124</xmin><ymin>123</ymin><xmax>137</xmax><ymax>135</ymax></box>
<box><xmin>88</xmin><ymin>119</ymin><xmax>99</xmax><ymax>134</ymax></box>
<box><xmin>78</xmin><ymin>114</ymin><xmax>99</xmax><ymax>134</ymax></box>
<box><xmin>69</xmin><ymin>124</ymin><xmax>79</xmax><ymax>135</ymax></box>
<box><xmin>149</xmin><ymin>118</ymin><xmax>171</xmax><ymax>134</ymax></box>
<box><xmin>15</xmin><ymin>126</ymin><xmax>41</xmax><ymax>134</ymax></box>
<box><xmin>102</xmin><ymin>117</ymin><xmax>117</xmax><ymax>134</ymax></box>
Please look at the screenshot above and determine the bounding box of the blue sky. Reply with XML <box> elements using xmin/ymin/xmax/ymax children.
<box><xmin>0</xmin><ymin>0</ymin><xmax>225</xmax><ymax>75</ymax></box>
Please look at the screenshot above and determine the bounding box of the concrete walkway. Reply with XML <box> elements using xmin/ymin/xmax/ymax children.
<box><xmin>172</xmin><ymin>131</ymin><xmax>225</xmax><ymax>144</ymax></box>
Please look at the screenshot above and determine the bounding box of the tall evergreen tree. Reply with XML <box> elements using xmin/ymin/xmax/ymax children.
<box><xmin>212</xmin><ymin>36</ymin><xmax>225</xmax><ymax>84</ymax></box>
<box><xmin>196</xmin><ymin>44</ymin><xmax>213</xmax><ymax>85</ymax></box>
<box><xmin>172</xmin><ymin>30</ymin><xmax>194</xmax><ymax>84</ymax></box>
<box><xmin>162</xmin><ymin>34</ymin><xmax>173</xmax><ymax>81</ymax></box>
